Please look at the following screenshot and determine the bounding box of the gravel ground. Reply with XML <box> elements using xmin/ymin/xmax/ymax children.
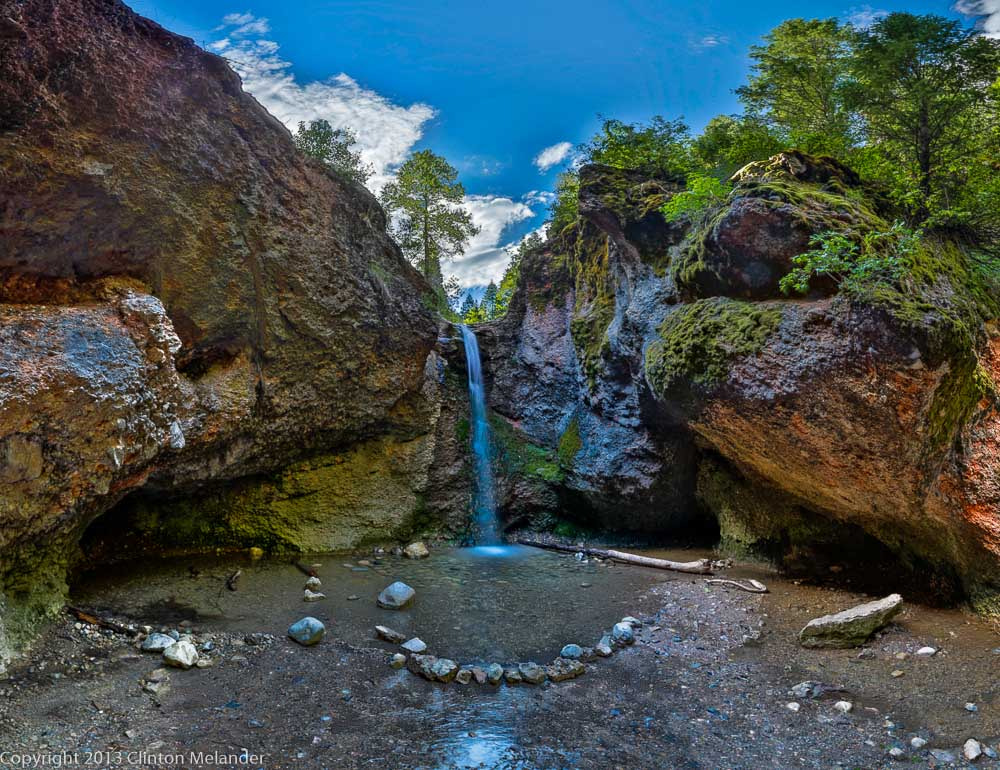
<box><xmin>0</xmin><ymin>557</ymin><xmax>997</xmax><ymax>770</ymax></box>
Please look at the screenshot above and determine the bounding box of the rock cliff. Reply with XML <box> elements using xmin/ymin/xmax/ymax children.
<box><xmin>0</xmin><ymin>0</ymin><xmax>468</xmax><ymax>666</ymax></box>
<box><xmin>483</xmin><ymin>155</ymin><xmax>1000</xmax><ymax>612</ymax></box>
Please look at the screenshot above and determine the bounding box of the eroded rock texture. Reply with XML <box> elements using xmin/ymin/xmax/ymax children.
<box><xmin>0</xmin><ymin>0</ymin><xmax>468</xmax><ymax>663</ymax></box>
<box><xmin>484</xmin><ymin>155</ymin><xmax>1000</xmax><ymax>611</ymax></box>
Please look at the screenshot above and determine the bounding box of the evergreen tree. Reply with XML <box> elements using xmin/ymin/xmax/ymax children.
<box><xmin>293</xmin><ymin>119</ymin><xmax>373</xmax><ymax>185</ymax></box>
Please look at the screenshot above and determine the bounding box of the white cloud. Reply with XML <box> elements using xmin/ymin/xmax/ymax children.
<box><xmin>846</xmin><ymin>5</ymin><xmax>888</xmax><ymax>29</ymax></box>
<box><xmin>523</xmin><ymin>189</ymin><xmax>555</xmax><ymax>207</ymax></box>
<box><xmin>691</xmin><ymin>34</ymin><xmax>729</xmax><ymax>50</ymax></box>
<box><xmin>533</xmin><ymin>141</ymin><xmax>573</xmax><ymax>172</ymax></box>
<box><xmin>209</xmin><ymin>16</ymin><xmax>435</xmax><ymax>190</ymax></box>
<box><xmin>955</xmin><ymin>0</ymin><xmax>1000</xmax><ymax>37</ymax></box>
<box><xmin>448</xmin><ymin>196</ymin><xmax>535</xmax><ymax>287</ymax></box>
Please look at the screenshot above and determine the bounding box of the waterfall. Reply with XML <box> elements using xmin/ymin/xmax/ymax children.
<box><xmin>459</xmin><ymin>324</ymin><xmax>499</xmax><ymax>544</ymax></box>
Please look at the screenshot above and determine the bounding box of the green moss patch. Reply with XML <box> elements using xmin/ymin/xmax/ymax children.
<box><xmin>489</xmin><ymin>414</ymin><xmax>563</xmax><ymax>484</ymax></box>
<box><xmin>645</xmin><ymin>298</ymin><xmax>783</xmax><ymax>397</ymax></box>
<box><xmin>557</xmin><ymin>417</ymin><xmax>582</xmax><ymax>469</ymax></box>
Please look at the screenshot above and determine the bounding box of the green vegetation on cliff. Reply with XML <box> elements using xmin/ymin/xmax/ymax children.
<box><xmin>645</xmin><ymin>298</ymin><xmax>784</xmax><ymax>396</ymax></box>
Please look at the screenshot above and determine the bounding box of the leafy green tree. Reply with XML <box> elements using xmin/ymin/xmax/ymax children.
<box><xmin>548</xmin><ymin>171</ymin><xmax>580</xmax><ymax>232</ymax></box>
<box><xmin>496</xmin><ymin>231</ymin><xmax>543</xmax><ymax>317</ymax></box>
<box><xmin>581</xmin><ymin>116</ymin><xmax>694</xmax><ymax>178</ymax></box>
<box><xmin>737</xmin><ymin>19</ymin><xmax>857</xmax><ymax>156</ymax></box>
<box><xmin>693</xmin><ymin>115</ymin><xmax>786</xmax><ymax>178</ymax></box>
<box><xmin>293</xmin><ymin>119</ymin><xmax>373</xmax><ymax>185</ymax></box>
<box><xmin>380</xmin><ymin>150</ymin><xmax>480</xmax><ymax>295</ymax></box>
<box><xmin>459</xmin><ymin>293</ymin><xmax>478</xmax><ymax>319</ymax></box>
<box><xmin>849</xmin><ymin>13</ymin><xmax>1000</xmax><ymax>222</ymax></box>
<box><xmin>661</xmin><ymin>174</ymin><xmax>730</xmax><ymax>223</ymax></box>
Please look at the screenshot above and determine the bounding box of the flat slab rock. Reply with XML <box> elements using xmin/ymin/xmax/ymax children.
<box><xmin>799</xmin><ymin>593</ymin><xmax>903</xmax><ymax>649</ymax></box>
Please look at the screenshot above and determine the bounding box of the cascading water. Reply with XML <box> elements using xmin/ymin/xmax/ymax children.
<box><xmin>459</xmin><ymin>324</ymin><xmax>500</xmax><ymax>544</ymax></box>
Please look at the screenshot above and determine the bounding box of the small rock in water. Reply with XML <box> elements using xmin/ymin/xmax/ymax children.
<box><xmin>574</xmin><ymin>552</ymin><xmax>585</xmax><ymax>561</ymax></box>
<box><xmin>984</xmin><ymin>746</ymin><xmax>998</xmax><ymax>760</ymax></box>
<box><xmin>430</xmin><ymin>658</ymin><xmax>458</xmax><ymax>683</ymax></box>
<box><xmin>401</xmin><ymin>638</ymin><xmax>427</xmax><ymax>654</ymax></box>
<box><xmin>612</xmin><ymin>623</ymin><xmax>635</xmax><ymax>645</ymax></box>
<box><xmin>195</xmin><ymin>657</ymin><xmax>215</xmax><ymax>669</ymax></box>
<box><xmin>347</xmin><ymin>595</ymin><xmax>360</xmax><ymax>601</ymax></box>
<box><xmin>833</xmin><ymin>700</ymin><xmax>853</xmax><ymax>714</ymax></box>
<box><xmin>786</xmin><ymin>702</ymin><xmax>800</xmax><ymax>712</ymax></box>
<box><xmin>503</xmin><ymin>667</ymin><xmax>522</xmax><ymax>684</ymax></box>
<box><xmin>141</xmin><ymin>633</ymin><xmax>176</xmax><ymax>653</ymax></box>
<box><xmin>162</xmin><ymin>641</ymin><xmax>198</xmax><ymax>670</ymax></box>
<box><xmin>620</xmin><ymin>616</ymin><xmax>642</xmax><ymax>628</ymax></box>
<box><xmin>288</xmin><ymin>617</ymin><xmax>325</xmax><ymax>646</ymax></box>
<box><xmin>305</xmin><ymin>576</ymin><xmax>322</xmax><ymax>590</ymax></box>
<box><xmin>595</xmin><ymin>635</ymin><xmax>613</xmax><ymax>657</ymax></box>
<box><xmin>403</xmin><ymin>542</ymin><xmax>430</xmax><ymax>559</ymax></box>
<box><xmin>964</xmin><ymin>739</ymin><xmax>983</xmax><ymax>761</ymax></box>
<box><xmin>471</xmin><ymin>667</ymin><xmax>487</xmax><ymax>685</ymax></box>
<box><xmin>888</xmin><ymin>747</ymin><xmax>905</xmax><ymax>760</ymax></box>
<box><xmin>375</xmin><ymin>625</ymin><xmax>406</xmax><ymax>644</ymax></box>
<box><xmin>455</xmin><ymin>668</ymin><xmax>473</xmax><ymax>685</ymax></box>
<box><xmin>518</xmin><ymin>662</ymin><xmax>547</xmax><ymax>684</ymax></box>
<box><xmin>485</xmin><ymin>663</ymin><xmax>503</xmax><ymax>685</ymax></box>
<box><xmin>910</xmin><ymin>737</ymin><xmax>927</xmax><ymax>749</ymax></box>
<box><xmin>915</xmin><ymin>646</ymin><xmax>937</xmax><ymax>656</ymax></box>
<box><xmin>560</xmin><ymin>644</ymin><xmax>584</xmax><ymax>660</ymax></box>
<box><xmin>389</xmin><ymin>653</ymin><xmax>407</xmax><ymax>669</ymax></box>
<box><xmin>966</xmin><ymin>702</ymin><xmax>979</xmax><ymax>712</ymax></box>
<box><xmin>303</xmin><ymin>589</ymin><xmax>326</xmax><ymax>602</ymax></box>
<box><xmin>377</xmin><ymin>582</ymin><xmax>416</xmax><ymax>609</ymax></box>
<box><xmin>799</xmin><ymin>593</ymin><xmax>903</xmax><ymax>648</ymax></box>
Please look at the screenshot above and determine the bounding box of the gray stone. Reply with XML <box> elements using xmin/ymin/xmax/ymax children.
<box><xmin>455</xmin><ymin>668</ymin><xmax>473</xmax><ymax>684</ymax></box>
<box><xmin>799</xmin><ymin>594</ymin><xmax>903</xmax><ymax>649</ymax></box>
<box><xmin>389</xmin><ymin>653</ymin><xmax>407</xmax><ymax>670</ymax></box>
<box><xmin>612</xmin><ymin>623</ymin><xmax>635</xmax><ymax>645</ymax></box>
<box><xmin>430</xmin><ymin>658</ymin><xmax>458</xmax><ymax>683</ymax></box>
<box><xmin>401</xmin><ymin>638</ymin><xmax>427</xmax><ymax>654</ymax></box>
<box><xmin>471</xmin><ymin>666</ymin><xmax>487</xmax><ymax>685</ymax></box>
<box><xmin>595</xmin><ymin>636</ymin><xmax>613</xmax><ymax>657</ymax></box>
<box><xmin>406</xmin><ymin>654</ymin><xmax>437</xmax><ymax>680</ymax></box>
<box><xmin>560</xmin><ymin>644</ymin><xmax>584</xmax><ymax>660</ymax></box>
<box><xmin>546</xmin><ymin>657</ymin><xmax>585</xmax><ymax>682</ymax></box>
<box><xmin>141</xmin><ymin>633</ymin><xmax>176</xmax><ymax>653</ymax></box>
<box><xmin>403</xmin><ymin>542</ymin><xmax>430</xmax><ymax>559</ymax></box>
<box><xmin>964</xmin><ymin>739</ymin><xmax>982</xmax><ymax>761</ymax></box>
<box><xmin>375</xmin><ymin>625</ymin><xmax>406</xmax><ymax>644</ymax></box>
<box><xmin>910</xmin><ymin>737</ymin><xmax>927</xmax><ymax>749</ymax></box>
<box><xmin>485</xmin><ymin>663</ymin><xmax>503</xmax><ymax>685</ymax></box>
<box><xmin>833</xmin><ymin>700</ymin><xmax>853</xmax><ymax>714</ymax></box>
<box><xmin>287</xmin><ymin>617</ymin><xmax>325</xmax><ymax>646</ymax></box>
<box><xmin>518</xmin><ymin>662</ymin><xmax>547</xmax><ymax>684</ymax></box>
<box><xmin>621</xmin><ymin>616</ymin><xmax>642</xmax><ymax>628</ymax></box>
<box><xmin>303</xmin><ymin>589</ymin><xmax>326</xmax><ymax>602</ymax></box>
<box><xmin>162</xmin><ymin>641</ymin><xmax>198</xmax><ymax>670</ymax></box>
<box><xmin>503</xmin><ymin>666</ymin><xmax>522</xmax><ymax>684</ymax></box>
<box><xmin>377</xmin><ymin>581</ymin><xmax>415</xmax><ymax>609</ymax></box>
<box><xmin>930</xmin><ymin>750</ymin><xmax>956</xmax><ymax>763</ymax></box>
<box><xmin>305</xmin><ymin>576</ymin><xmax>322</xmax><ymax>590</ymax></box>
<box><xmin>888</xmin><ymin>747</ymin><xmax>904</xmax><ymax>760</ymax></box>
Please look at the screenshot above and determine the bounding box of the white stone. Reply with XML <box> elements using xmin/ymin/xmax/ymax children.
<box><xmin>785</xmin><ymin>702</ymin><xmax>800</xmax><ymax>712</ymax></box>
<box><xmin>401</xmin><ymin>638</ymin><xmax>427</xmax><ymax>654</ymax></box>
<box><xmin>833</xmin><ymin>700</ymin><xmax>853</xmax><ymax>714</ymax></box>
<box><xmin>303</xmin><ymin>589</ymin><xmax>325</xmax><ymax>602</ymax></box>
<box><xmin>305</xmin><ymin>576</ymin><xmax>322</xmax><ymax>590</ymax></box>
<box><xmin>888</xmin><ymin>747</ymin><xmax>905</xmax><ymax>759</ymax></box>
<box><xmin>964</xmin><ymin>739</ymin><xmax>983</xmax><ymax>761</ymax></box>
<box><xmin>915</xmin><ymin>646</ymin><xmax>937</xmax><ymax>656</ymax></box>
<box><xmin>910</xmin><ymin>737</ymin><xmax>927</xmax><ymax>749</ymax></box>
<box><xmin>162</xmin><ymin>641</ymin><xmax>198</xmax><ymax>670</ymax></box>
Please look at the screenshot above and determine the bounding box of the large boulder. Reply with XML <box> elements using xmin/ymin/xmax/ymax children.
<box><xmin>0</xmin><ymin>0</ymin><xmax>467</xmax><ymax>664</ymax></box>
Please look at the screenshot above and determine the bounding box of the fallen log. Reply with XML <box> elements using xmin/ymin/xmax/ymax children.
<box><xmin>225</xmin><ymin>569</ymin><xmax>242</xmax><ymax>591</ymax></box>
<box><xmin>293</xmin><ymin>561</ymin><xmax>318</xmax><ymax>578</ymax></box>
<box><xmin>66</xmin><ymin>606</ymin><xmax>139</xmax><ymax>637</ymax></box>
<box><xmin>516</xmin><ymin>539</ymin><xmax>717</xmax><ymax>575</ymax></box>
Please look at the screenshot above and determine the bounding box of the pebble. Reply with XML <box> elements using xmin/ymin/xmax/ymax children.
<box><xmin>303</xmin><ymin>589</ymin><xmax>326</xmax><ymax>602</ymax></box>
<box><xmin>612</xmin><ymin>623</ymin><xmax>635</xmax><ymax>645</ymax></box>
<box><xmin>455</xmin><ymin>668</ymin><xmax>473</xmax><ymax>684</ymax></box>
<box><xmin>389</xmin><ymin>654</ymin><xmax>406</xmax><ymax>670</ymax></box>
<box><xmin>518</xmin><ymin>662</ymin><xmax>547</xmax><ymax>685</ymax></box>
<box><xmin>429</xmin><ymin>658</ymin><xmax>458</xmax><ymax>683</ymax></box>
<box><xmin>785</xmin><ymin>702</ymin><xmax>800</xmax><ymax>712</ymax></box>
<box><xmin>375</xmin><ymin>625</ymin><xmax>406</xmax><ymax>644</ymax></box>
<box><xmin>965</xmin><ymin>702</ymin><xmax>978</xmax><ymax>712</ymax></box>
<box><xmin>377</xmin><ymin>581</ymin><xmax>416</xmax><ymax>610</ymax></box>
<box><xmin>888</xmin><ymin>747</ymin><xmax>904</xmax><ymax>760</ymax></box>
<box><xmin>833</xmin><ymin>701</ymin><xmax>853</xmax><ymax>714</ymax></box>
<box><xmin>162</xmin><ymin>641</ymin><xmax>198</xmax><ymax>670</ymax></box>
<box><xmin>910</xmin><ymin>737</ymin><xmax>927</xmax><ymax>749</ymax></box>
<box><xmin>891</xmin><ymin>670</ymin><xmax>904</xmax><ymax>678</ymax></box>
<box><xmin>347</xmin><ymin>595</ymin><xmax>360</xmax><ymax>601</ymax></box>
<box><xmin>546</xmin><ymin>657</ymin><xmax>585</xmax><ymax>682</ymax></box>
<box><xmin>964</xmin><ymin>739</ymin><xmax>982</xmax><ymax>761</ymax></box>
<box><xmin>471</xmin><ymin>667</ymin><xmax>487</xmax><ymax>685</ymax></box>
<box><xmin>984</xmin><ymin>746</ymin><xmax>998</xmax><ymax>760</ymax></box>
<box><xmin>401</xmin><ymin>638</ymin><xmax>427</xmax><ymax>654</ymax></box>
<box><xmin>140</xmin><ymin>633</ymin><xmax>176</xmax><ymax>653</ymax></box>
<box><xmin>930</xmin><ymin>749</ymin><xmax>956</xmax><ymax>763</ymax></box>
<box><xmin>195</xmin><ymin>657</ymin><xmax>215</xmax><ymax>669</ymax></box>
<box><xmin>595</xmin><ymin>636</ymin><xmax>613</xmax><ymax>657</ymax></box>
<box><xmin>288</xmin><ymin>617</ymin><xmax>325</xmax><ymax>646</ymax></box>
<box><xmin>560</xmin><ymin>644</ymin><xmax>584</xmax><ymax>660</ymax></box>
<box><xmin>915</xmin><ymin>646</ymin><xmax>936</xmax><ymax>656</ymax></box>
<box><xmin>403</xmin><ymin>542</ymin><xmax>430</xmax><ymax>559</ymax></box>
<box><xmin>305</xmin><ymin>576</ymin><xmax>322</xmax><ymax>590</ymax></box>
<box><xmin>485</xmin><ymin>663</ymin><xmax>503</xmax><ymax>685</ymax></box>
<box><xmin>504</xmin><ymin>667</ymin><xmax>522</xmax><ymax>684</ymax></box>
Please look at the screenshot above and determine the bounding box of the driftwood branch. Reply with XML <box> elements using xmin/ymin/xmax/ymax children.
<box><xmin>225</xmin><ymin>569</ymin><xmax>242</xmax><ymax>591</ymax></box>
<box><xmin>517</xmin><ymin>539</ymin><xmax>717</xmax><ymax>575</ymax></box>
<box><xmin>705</xmin><ymin>578</ymin><xmax>769</xmax><ymax>593</ymax></box>
<box><xmin>66</xmin><ymin>606</ymin><xmax>139</xmax><ymax>637</ymax></box>
<box><xmin>294</xmin><ymin>561</ymin><xmax>318</xmax><ymax>578</ymax></box>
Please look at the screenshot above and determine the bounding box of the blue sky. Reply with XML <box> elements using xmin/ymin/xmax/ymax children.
<box><xmin>129</xmin><ymin>0</ymin><xmax>992</xmax><ymax>290</ymax></box>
